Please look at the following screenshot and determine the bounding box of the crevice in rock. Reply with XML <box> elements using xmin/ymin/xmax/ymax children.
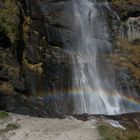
<box><xmin>0</xmin><ymin>32</ymin><xmax>11</xmax><ymax>49</ymax></box>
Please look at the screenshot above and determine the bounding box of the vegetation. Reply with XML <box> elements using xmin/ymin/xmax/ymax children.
<box><xmin>0</xmin><ymin>111</ymin><xmax>9</xmax><ymax>119</ymax></box>
<box><xmin>4</xmin><ymin>64</ymin><xmax>20</xmax><ymax>77</ymax></box>
<box><xmin>0</xmin><ymin>123</ymin><xmax>19</xmax><ymax>134</ymax></box>
<box><xmin>111</xmin><ymin>38</ymin><xmax>140</xmax><ymax>85</ymax></box>
<box><xmin>23</xmin><ymin>52</ymin><xmax>43</xmax><ymax>74</ymax></box>
<box><xmin>0</xmin><ymin>0</ymin><xmax>19</xmax><ymax>44</ymax></box>
<box><xmin>0</xmin><ymin>82</ymin><xmax>14</xmax><ymax>94</ymax></box>
<box><xmin>98</xmin><ymin>124</ymin><xmax>140</xmax><ymax>140</ymax></box>
<box><xmin>23</xmin><ymin>58</ymin><xmax>43</xmax><ymax>74</ymax></box>
<box><xmin>23</xmin><ymin>16</ymin><xmax>31</xmax><ymax>42</ymax></box>
<box><xmin>112</xmin><ymin>0</ymin><xmax>140</xmax><ymax>6</ymax></box>
<box><xmin>6</xmin><ymin>123</ymin><xmax>19</xmax><ymax>130</ymax></box>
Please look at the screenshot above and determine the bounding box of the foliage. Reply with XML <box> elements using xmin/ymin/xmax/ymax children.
<box><xmin>0</xmin><ymin>123</ymin><xmax>19</xmax><ymax>134</ymax></box>
<box><xmin>111</xmin><ymin>38</ymin><xmax>140</xmax><ymax>83</ymax></box>
<box><xmin>0</xmin><ymin>0</ymin><xmax>19</xmax><ymax>43</ymax></box>
<box><xmin>0</xmin><ymin>111</ymin><xmax>9</xmax><ymax>119</ymax></box>
<box><xmin>6</xmin><ymin>123</ymin><xmax>19</xmax><ymax>130</ymax></box>
<box><xmin>98</xmin><ymin>124</ymin><xmax>140</xmax><ymax>140</ymax></box>
<box><xmin>0</xmin><ymin>82</ymin><xmax>14</xmax><ymax>94</ymax></box>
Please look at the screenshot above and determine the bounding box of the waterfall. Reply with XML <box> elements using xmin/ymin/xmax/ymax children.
<box><xmin>71</xmin><ymin>0</ymin><xmax>140</xmax><ymax>115</ymax></box>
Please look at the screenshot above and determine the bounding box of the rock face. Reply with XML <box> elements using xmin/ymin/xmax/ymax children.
<box><xmin>110</xmin><ymin>0</ymin><xmax>140</xmax><ymax>93</ymax></box>
<box><xmin>0</xmin><ymin>0</ymin><xmax>140</xmax><ymax>116</ymax></box>
<box><xmin>111</xmin><ymin>0</ymin><xmax>140</xmax><ymax>20</ymax></box>
<box><xmin>0</xmin><ymin>0</ymin><xmax>74</xmax><ymax>116</ymax></box>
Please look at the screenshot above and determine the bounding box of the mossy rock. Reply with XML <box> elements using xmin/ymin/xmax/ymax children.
<box><xmin>6</xmin><ymin>123</ymin><xmax>19</xmax><ymax>130</ymax></box>
<box><xmin>0</xmin><ymin>111</ymin><xmax>9</xmax><ymax>119</ymax></box>
<box><xmin>111</xmin><ymin>38</ymin><xmax>140</xmax><ymax>84</ymax></box>
<box><xmin>0</xmin><ymin>123</ymin><xmax>19</xmax><ymax>134</ymax></box>
<box><xmin>0</xmin><ymin>0</ymin><xmax>20</xmax><ymax>44</ymax></box>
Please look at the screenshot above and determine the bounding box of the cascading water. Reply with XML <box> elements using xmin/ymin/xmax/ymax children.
<box><xmin>71</xmin><ymin>0</ymin><xmax>140</xmax><ymax>115</ymax></box>
<box><xmin>38</xmin><ymin>0</ymin><xmax>140</xmax><ymax>115</ymax></box>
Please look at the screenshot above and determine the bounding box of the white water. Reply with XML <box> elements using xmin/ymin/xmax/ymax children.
<box><xmin>71</xmin><ymin>0</ymin><xmax>131</xmax><ymax>115</ymax></box>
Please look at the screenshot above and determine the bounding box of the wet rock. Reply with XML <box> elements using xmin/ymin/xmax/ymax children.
<box><xmin>119</xmin><ymin>17</ymin><xmax>140</xmax><ymax>41</ymax></box>
<box><xmin>0</xmin><ymin>93</ymin><xmax>64</xmax><ymax>118</ymax></box>
<box><xmin>74</xmin><ymin>113</ymin><xmax>89</xmax><ymax>121</ymax></box>
<box><xmin>19</xmin><ymin>0</ymin><xmax>73</xmax><ymax>96</ymax></box>
<box><xmin>115</xmin><ymin>69</ymin><xmax>135</xmax><ymax>89</ymax></box>
<box><xmin>42</xmin><ymin>47</ymin><xmax>72</xmax><ymax>91</ymax></box>
<box><xmin>74</xmin><ymin>112</ymin><xmax>140</xmax><ymax>130</ymax></box>
<box><xmin>103</xmin><ymin>112</ymin><xmax>140</xmax><ymax>130</ymax></box>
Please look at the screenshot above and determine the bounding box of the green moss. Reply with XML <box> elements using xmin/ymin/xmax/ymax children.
<box><xmin>0</xmin><ymin>111</ymin><xmax>9</xmax><ymax>119</ymax></box>
<box><xmin>0</xmin><ymin>0</ymin><xmax>20</xmax><ymax>43</ymax></box>
<box><xmin>98</xmin><ymin>124</ymin><xmax>140</xmax><ymax>140</ymax></box>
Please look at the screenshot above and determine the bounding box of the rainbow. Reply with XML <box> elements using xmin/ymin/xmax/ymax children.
<box><xmin>36</xmin><ymin>88</ymin><xmax>140</xmax><ymax>107</ymax></box>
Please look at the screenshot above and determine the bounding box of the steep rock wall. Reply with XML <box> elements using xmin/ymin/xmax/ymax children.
<box><xmin>0</xmin><ymin>0</ymin><xmax>140</xmax><ymax>116</ymax></box>
<box><xmin>0</xmin><ymin>0</ymin><xmax>73</xmax><ymax>116</ymax></box>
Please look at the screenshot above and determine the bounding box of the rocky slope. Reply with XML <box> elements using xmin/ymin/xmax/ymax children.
<box><xmin>110</xmin><ymin>0</ymin><xmax>140</xmax><ymax>92</ymax></box>
<box><xmin>0</xmin><ymin>112</ymin><xmax>140</xmax><ymax>140</ymax></box>
<box><xmin>0</xmin><ymin>113</ymin><xmax>100</xmax><ymax>140</ymax></box>
<box><xmin>0</xmin><ymin>0</ymin><xmax>140</xmax><ymax>116</ymax></box>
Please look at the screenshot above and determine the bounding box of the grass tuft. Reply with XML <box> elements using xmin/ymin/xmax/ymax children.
<box><xmin>6</xmin><ymin>123</ymin><xmax>19</xmax><ymax>130</ymax></box>
<box><xmin>0</xmin><ymin>123</ymin><xmax>19</xmax><ymax>134</ymax></box>
<box><xmin>0</xmin><ymin>111</ymin><xmax>9</xmax><ymax>119</ymax></box>
<box><xmin>98</xmin><ymin>124</ymin><xmax>140</xmax><ymax>140</ymax></box>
